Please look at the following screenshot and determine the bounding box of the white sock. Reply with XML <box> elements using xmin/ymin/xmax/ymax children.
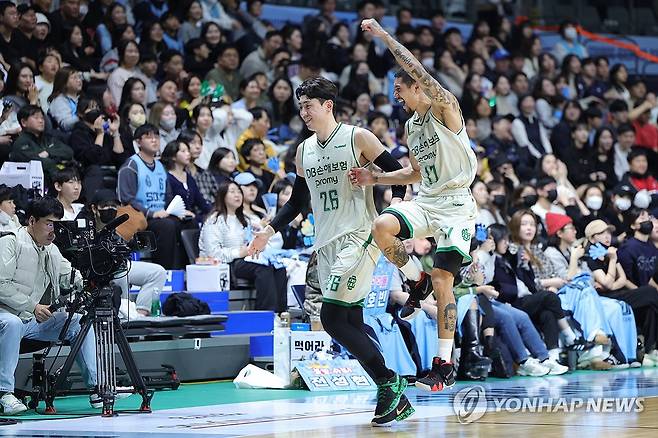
<box><xmin>548</xmin><ymin>348</ymin><xmax>560</xmax><ymax>362</ymax></box>
<box><xmin>399</xmin><ymin>257</ymin><xmax>421</xmax><ymax>281</ymax></box>
<box><xmin>562</xmin><ymin>327</ymin><xmax>577</xmax><ymax>346</ymax></box>
<box><xmin>438</xmin><ymin>338</ymin><xmax>453</xmax><ymax>362</ymax></box>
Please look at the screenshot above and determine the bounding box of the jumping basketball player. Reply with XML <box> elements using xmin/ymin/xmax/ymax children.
<box><xmin>351</xmin><ymin>18</ymin><xmax>490</xmax><ymax>392</ymax></box>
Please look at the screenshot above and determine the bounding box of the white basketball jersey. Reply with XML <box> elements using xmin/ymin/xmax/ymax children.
<box><xmin>300</xmin><ymin>123</ymin><xmax>377</xmax><ymax>249</ymax></box>
<box><xmin>405</xmin><ymin>110</ymin><xmax>477</xmax><ymax>199</ymax></box>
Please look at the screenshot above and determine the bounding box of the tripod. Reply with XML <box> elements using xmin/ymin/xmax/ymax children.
<box><xmin>30</xmin><ymin>285</ymin><xmax>153</xmax><ymax>416</ymax></box>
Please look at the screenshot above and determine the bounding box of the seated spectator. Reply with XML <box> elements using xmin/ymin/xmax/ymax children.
<box><xmin>590</xmin><ymin>127</ymin><xmax>617</xmax><ymax>189</ymax></box>
<box><xmin>235</xmin><ymin>107</ymin><xmax>276</xmax><ymax>171</ymax></box>
<box><xmin>197</xmin><ymin>147</ymin><xmax>237</xmax><ymax>205</ymax></box>
<box><xmin>95</xmin><ymin>2</ymin><xmax>129</xmax><ymax>55</ymax></box>
<box><xmin>177</xmin><ymin>129</ymin><xmax>205</xmax><ymax>179</ymax></box>
<box><xmin>552</xmin><ymin>20</ymin><xmax>588</xmax><ymax>64</ymax></box>
<box><xmin>482</xmin><ymin>115</ymin><xmax>533</xmax><ymax>181</ymax></box>
<box><xmin>529</xmin><ymin>176</ymin><xmax>566</xmax><ymax>223</ymax></box>
<box><xmin>268</xmin><ymin>76</ymin><xmax>300</xmax><ymax>143</ymax></box>
<box><xmin>502</xmin><ymin>210</ymin><xmax>590</xmax><ymax>354</ymax></box>
<box><xmin>618</xmin><ymin>209</ymin><xmax>658</xmax><ymax>288</ymax></box>
<box><xmin>117</xmin><ymin>123</ymin><xmax>188</xmax><ymax>269</ymax></box>
<box><xmin>0</xmin><ymin>197</ymin><xmax>100</xmax><ymax>415</ymax></box>
<box><xmin>180</xmin><ymin>1</ymin><xmax>204</xmax><ymax>43</ymax></box>
<box><xmin>138</xmin><ymin>20</ymin><xmax>167</xmax><ymax>59</ymax></box>
<box><xmin>511</xmin><ymin>94</ymin><xmax>552</xmax><ymax>160</ymax></box>
<box><xmin>614</xmin><ymin>123</ymin><xmax>636</xmax><ymax>181</ymax></box>
<box><xmin>604</xmin><ymin>64</ymin><xmax>632</xmax><ymax>108</ymax></box>
<box><xmin>241</xmin><ymin>138</ymin><xmax>276</xmax><ymax>194</ymax></box>
<box><xmin>232</xmin><ymin>74</ymin><xmax>264</xmax><ymax>112</ymax></box>
<box><xmin>107</xmin><ymin>40</ymin><xmax>148</xmax><ymax>107</ymax></box>
<box><xmin>118</xmin><ymin>102</ymin><xmax>146</xmax><ymax>155</ymax></box>
<box><xmin>2</xmin><ymin>62</ymin><xmax>40</xmax><ymax>112</ymax></box>
<box><xmin>585</xmin><ymin>219</ymin><xmax>658</xmax><ymax>366</ymax></box>
<box><xmin>193</xmin><ymin>102</ymin><xmax>253</xmax><ymax>170</ymax></box>
<box><xmin>492</xmin><ymin>75</ymin><xmax>518</xmax><ymax>117</ymax></box>
<box><xmin>52</xmin><ymin>167</ymin><xmax>83</xmax><ymax>220</ymax></box>
<box><xmin>472</xmin><ymin>180</ymin><xmax>506</xmax><ymax>227</ymax></box>
<box><xmin>160</xmin><ymin>140</ymin><xmax>211</xmax><ymax>219</ymax></box>
<box><xmin>70</xmin><ymin>97</ymin><xmax>129</xmax><ymax>198</ymax></box>
<box><xmin>199</xmin><ymin>180</ymin><xmax>287</xmax><ymax>312</ymax></box>
<box><xmin>148</xmin><ymin>102</ymin><xmax>179</xmax><ymax>152</ymax></box>
<box><xmin>509</xmin><ymin>183</ymin><xmax>538</xmax><ymax>215</ymax></box>
<box><xmin>543</xmin><ymin>213</ymin><xmax>586</xmax><ymax>280</ymax></box>
<box><xmin>235</xmin><ymin>172</ymin><xmax>267</xmax><ymax>221</ymax></box>
<box><xmin>323</xmin><ymin>22</ymin><xmax>352</xmax><ymax>77</ymax></box>
<box><xmin>239</xmin><ymin>30</ymin><xmax>283</xmax><ymax>79</ymax></box>
<box><xmin>550</xmin><ymin>100</ymin><xmax>582</xmax><ymax>161</ymax></box>
<box><xmin>367</xmin><ymin>111</ymin><xmax>396</xmax><ymax>150</ymax></box>
<box><xmin>10</xmin><ymin>105</ymin><xmax>74</xmax><ymax>182</ymax></box>
<box><xmin>622</xmin><ymin>148</ymin><xmax>658</xmax><ymax>195</ymax></box>
<box><xmin>35</xmin><ymin>52</ymin><xmax>60</xmax><ymax>112</ymax></box>
<box><xmin>118</xmin><ymin>77</ymin><xmax>148</xmax><ymax>114</ymax></box>
<box><xmin>434</xmin><ymin>48</ymin><xmax>466</xmax><ymax>100</ymax></box>
<box><xmin>532</xmin><ymin>77</ymin><xmax>562</xmax><ymax>130</ymax></box>
<box><xmin>205</xmin><ymin>44</ymin><xmax>242</xmax><ymax>102</ymax></box>
<box><xmin>0</xmin><ymin>185</ymin><xmax>20</xmax><ymax>232</ymax></box>
<box><xmin>563</xmin><ymin>121</ymin><xmax>596</xmax><ymax>188</ymax></box>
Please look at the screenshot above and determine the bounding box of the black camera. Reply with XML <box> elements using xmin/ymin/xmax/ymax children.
<box><xmin>55</xmin><ymin>214</ymin><xmax>155</xmax><ymax>286</ymax></box>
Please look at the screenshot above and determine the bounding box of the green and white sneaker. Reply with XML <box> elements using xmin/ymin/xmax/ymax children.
<box><xmin>371</xmin><ymin>374</ymin><xmax>410</xmax><ymax>425</ymax></box>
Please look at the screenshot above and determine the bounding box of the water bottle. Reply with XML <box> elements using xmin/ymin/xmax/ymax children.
<box><xmin>273</xmin><ymin>312</ymin><xmax>291</xmax><ymax>385</ymax></box>
<box><xmin>151</xmin><ymin>297</ymin><xmax>161</xmax><ymax>317</ymax></box>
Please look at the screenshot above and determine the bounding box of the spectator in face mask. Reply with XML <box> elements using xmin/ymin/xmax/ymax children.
<box><xmin>618</xmin><ymin>209</ymin><xmax>658</xmax><ymax>288</ymax></box>
<box><xmin>552</xmin><ymin>20</ymin><xmax>588</xmax><ymax>64</ymax></box>
<box><xmin>530</xmin><ymin>176</ymin><xmax>565</xmax><ymax>224</ymax></box>
<box><xmin>148</xmin><ymin>101</ymin><xmax>179</xmax><ymax>152</ymax></box>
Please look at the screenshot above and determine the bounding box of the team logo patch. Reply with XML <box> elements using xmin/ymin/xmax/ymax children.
<box><xmin>461</xmin><ymin>229</ymin><xmax>471</xmax><ymax>241</ymax></box>
<box><xmin>347</xmin><ymin>275</ymin><xmax>357</xmax><ymax>290</ymax></box>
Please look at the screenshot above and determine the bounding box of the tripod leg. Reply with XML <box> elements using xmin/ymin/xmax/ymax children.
<box><xmin>114</xmin><ymin>317</ymin><xmax>152</xmax><ymax>412</ymax></box>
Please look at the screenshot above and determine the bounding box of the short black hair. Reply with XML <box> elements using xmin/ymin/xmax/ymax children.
<box><xmin>0</xmin><ymin>1</ymin><xmax>16</xmax><ymax>16</ymax></box>
<box><xmin>160</xmin><ymin>49</ymin><xmax>183</xmax><ymax>65</ymax></box>
<box><xmin>393</xmin><ymin>69</ymin><xmax>415</xmax><ymax>86</ymax></box>
<box><xmin>617</xmin><ymin>123</ymin><xmax>635</xmax><ymax>135</ymax></box>
<box><xmin>139</xmin><ymin>51</ymin><xmax>157</xmax><ymax>64</ymax></box>
<box><xmin>53</xmin><ymin>167</ymin><xmax>81</xmax><ymax>186</ymax></box>
<box><xmin>134</xmin><ymin>123</ymin><xmax>159</xmax><ymax>141</ymax></box>
<box><xmin>27</xmin><ymin>197</ymin><xmax>64</xmax><ymax>221</ymax></box>
<box><xmin>185</xmin><ymin>37</ymin><xmax>205</xmax><ymax>53</ymax></box>
<box><xmin>623</xmin><ymin>208</ymin><xmax>648</xmax><ymax>234</ymax></box>
<box><xmin>216</xmin><ymin>43</ymin><xmax>239</xmax><ymax>58</ymax></box>
<box><xmin>160</xmin><ymin>140</ymin><xmax>185</xmax><ymax>170</ymax></box>
<box><xmin>367</xmin><ymin>111</ymin><xmax>389</xmax><ymax>127</ymax></box>
<box><xmin>609</xmin><ymin>99</ymin><xmax>628</xmax><ymax>113</ymax></box>
<box><xmin>295</xmin><ymin>77</ymin><xmax>338</xmax><ymax>104</ymax></box>
<box><xmin>627</xmin><ymin>147</ymin><xmax>648</xmax><ymax>163</ymax></box>
<box><xmin>177</xmin><ymin>129</ymin><xmax>203</xmax><ymax>146</ymax></box>
<box><xmin>0</xmin><ymin>184</ymin><xmax>12</xmax><ymax>203</ymax></box>
<box><xmin>264</xmin><ymin>30</ymin><xmax>282</xmax><ymax>41</ymax></box>
<box><xmin>536</xmin><ymin>176</ymin><xmax>557</xmax><ymax>189</ymax></box>
<box><xmin>249</xmin><ymin>106</ymin><xmax>269</xmax><ymax>122</ymax></box>
<box><xmin>241</xmin><ymin>138</ymin><xmax>266</xmax><ymax>161</ymax></box>
<box><xmin>16</xmin><ymin>105</ymin><xmax>44</xmax><ymax>127</ymax></box>
<box><xmin>91</xmin><ymin>189</ymin><xmax>118</xmax><ymax>207</ymax></box>
<box><xmin>396</xmin><ymin>6</ymin><xmax>413</xmax><ymax>19</ymax></box>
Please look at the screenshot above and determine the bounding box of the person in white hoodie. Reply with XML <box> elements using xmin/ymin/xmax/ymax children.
<box><xmin>0</xmin><ymin>185</ymin><xmax>20</xmax><ymax>232</ymax></box>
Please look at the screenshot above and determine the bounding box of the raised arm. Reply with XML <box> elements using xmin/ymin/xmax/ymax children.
<box><xmin>361</xmin><ymin>19</ymin><xmax>462</xmax><ymax>132</ymax></box>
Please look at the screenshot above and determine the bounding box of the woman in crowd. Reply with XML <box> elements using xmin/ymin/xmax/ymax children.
<box><xmin>96</xmin><ymin>2</ymin><xmax>129</xmax><ymax>55</ymax></box>
<box><xmin>492</xmin><ymin>75</ymin><xmax>517</xmax><ymax>117</ymax></box>
<box><xmin>199</xmin><ymin>181</ymin><xmax>287</xmax><ymax>312</ymax></box>
<box><xmin>267</xmin><ymin>76</ymin><xmax>299</xmax><ymax>142</ymax></box>
<box><xmin>533</xmin><ymin>77</ymin><xmax>562</xmax><ymax>130</ymax></box>
<box><xmin>107</xmin><ymin>40</ymin><xmax>148</xmax><ymax>106</ymax></box>
<box><xmin>118</xmin><ymin>77</ymin><xmax>148</xmax><ymax>114</ymax></box>
<box><xmin>118</xmin><ymin>102</ymin><xmax>146</xmax><ymax>155</ymax></box>
<box><xmin>160</xmin><ymin>140</ymin><xmax>211</xmax><ymax>220</ymax></box>
<box><xmin>148</xmin><ymin>102</ymin><xmax>179</xmax><ymax>151</ymax></box>
<box><xmin>585</xmin><ymin>219</ymin><xmax>658</xmax><ymax>366</ymax></box>
<box><xmin>434</xmin><ymin>48</ymin><xmax>466</xmax><ymax>100</ymax></box>
<box><xmin>179</xmin><ymin>74</ymin><xmax>205</xmax><ymax>116</ymax></box>
<box><xmin>197</xmin><ymin>147</ymin><xmax>238</xmax><ymax>204</ymax></box>
<box><xmin>35</xmin><ymin>52</ymin><xmax>61</xmax><ymax>112</ymax></box>
<box><xmin>550</xmin><ymin>100</ymin><xmax>582</xmax><ymax>160</ymax></box>
<box><xmin>591</xmin><ymin>127</ymin><xmax>618</xmax><ymax>189</ymax></box>
<box><xmin>48</xmin><ymin>67</ymin><xmax>83</xmax><ymax>131</ymax></box>
<box><xmin>139</xmin><ymin>21</ymin><xmax>167</xmax><ymax>59</ymax></box>
<box><xmin>494</xmin><ymin>210</ymin><xmax>592</xmax><ymax>364</ymax></box>
<box><xmin>177</xmin><ymin>129</ymin><xmax>205</xmax><ymax>179</ymax></box>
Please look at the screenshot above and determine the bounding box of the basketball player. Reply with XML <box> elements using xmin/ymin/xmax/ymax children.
<box><xmin>248</xmin><ymin>77</ymin><xmax>414</xmax><ymax>426</ymax></box>
<box><xmin>351</xmin><ymin>18</ymin><xmax>490</xmax><ymax>391</ymax></box>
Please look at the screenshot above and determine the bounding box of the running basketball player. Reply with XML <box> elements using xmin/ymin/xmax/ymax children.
<box><xmin>248</xmin><ymin>77</ymin><xmax>414</xmax><ymax>426</ymax></box>
<box><xmin>351</xmin><ymin>19</ymin><xmax>490</xmax><ymax>392</ymax></box>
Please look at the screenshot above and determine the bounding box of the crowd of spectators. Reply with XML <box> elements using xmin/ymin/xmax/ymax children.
<box><xmin>0</xmin><ymin>0</ymin><xmax>657</xmax><ymax>378</ymax></box>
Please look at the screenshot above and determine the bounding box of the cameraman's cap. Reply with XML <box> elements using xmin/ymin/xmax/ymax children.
<box><xmin>234</xmin><ymin>172</ymin><xmax>263</xmax><ymax>188</ymax></box>
<box><xmin>585</xmin><ymin>219</ymin><xmax>615</xmax><ymax>239</ymax></box>
<box><xmin>91</xmin><ymin>189</ymin><xmax>119</xmax><ymax>205</ymax></box>
<box><xmin>133</xmin><ymin>123</ymin><xmax>159</xmax><ymax>141</ymax></box>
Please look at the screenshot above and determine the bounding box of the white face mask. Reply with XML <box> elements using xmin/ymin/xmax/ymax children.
<box><xmin>377</xmin><ymin>104</ymin><xmax>393</xmax><ymax>117</ymax></box>
<box><xmin>564</xmin><ymin>27</ymin><xmax>578</xmax><ymax>40</ymax></box>
<box><xmin>585</xmin><ymin>195</ymin><xmax>603</xmax><ymax>211</ymax></box>
<box><xmin>79</xmin><ymin>3</ymin><xmax>89</xmax><ymax>17</ymax></box>
<box><xmin>615</xmin><ymin>197</ymin><xmax>632</xmax><ymax>211</ymax></box>
<box><xmin>634</xmin><ymin>190</ymin><xmax>651</xmax><ymax>209</ymax></box>
<box><xmin>421</xmin><ymin>57</ymin><xmax>435</xmax><ymax>70</ymax></box>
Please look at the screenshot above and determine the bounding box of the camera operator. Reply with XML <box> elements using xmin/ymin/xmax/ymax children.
<box><xmin>86</xmin><ymin>189</ymin><xmax>167</xmax><ymax>316</ymax></box>
<box><xmin>117</xmin><ymin>123</ymin><xmax>192</xmax><ymax>269</ymax></box>
<box><xmin>0</xmin><ymin>198</ymin><xmax>98</xmax><ymax>415</ymax></box>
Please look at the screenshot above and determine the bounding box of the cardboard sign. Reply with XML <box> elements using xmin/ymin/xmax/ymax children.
<box><xmin>294</xmin><ymin>359</ymin><xmax>376</xmax><ymax>392</ymax></box>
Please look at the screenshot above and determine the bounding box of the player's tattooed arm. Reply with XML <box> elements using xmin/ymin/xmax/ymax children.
<box><xmin>382</xmin><ymin>238</ymin><xmax>410</xmax><ymax>268</ymax></box>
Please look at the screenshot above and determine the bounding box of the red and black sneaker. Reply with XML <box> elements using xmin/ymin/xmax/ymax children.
<box><xmin>415</xmin><ymin>357</ymin><xmax>455</xmax><ymax>392</ymax></box>
<box><xmin>400</xmin><ymin>272</ymin><xmax>434</xmax><ymax>321</ymax></box>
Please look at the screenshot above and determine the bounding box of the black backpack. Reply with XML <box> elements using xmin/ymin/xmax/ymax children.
<box><xmin>162</xmin><ymin>292</ymin><xmax>211</xmax><ymax>317</ymax></box>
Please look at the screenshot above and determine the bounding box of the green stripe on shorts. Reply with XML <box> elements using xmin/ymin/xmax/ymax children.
<box><xmin>381</xmin><ymin>208</ymin><xmax>414</xmax><ymax>237</ymax></box>
<box><xmin>436</xmin><ymin>245</ymin><xmax>473</xmax><ymax>263</ymax></box>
